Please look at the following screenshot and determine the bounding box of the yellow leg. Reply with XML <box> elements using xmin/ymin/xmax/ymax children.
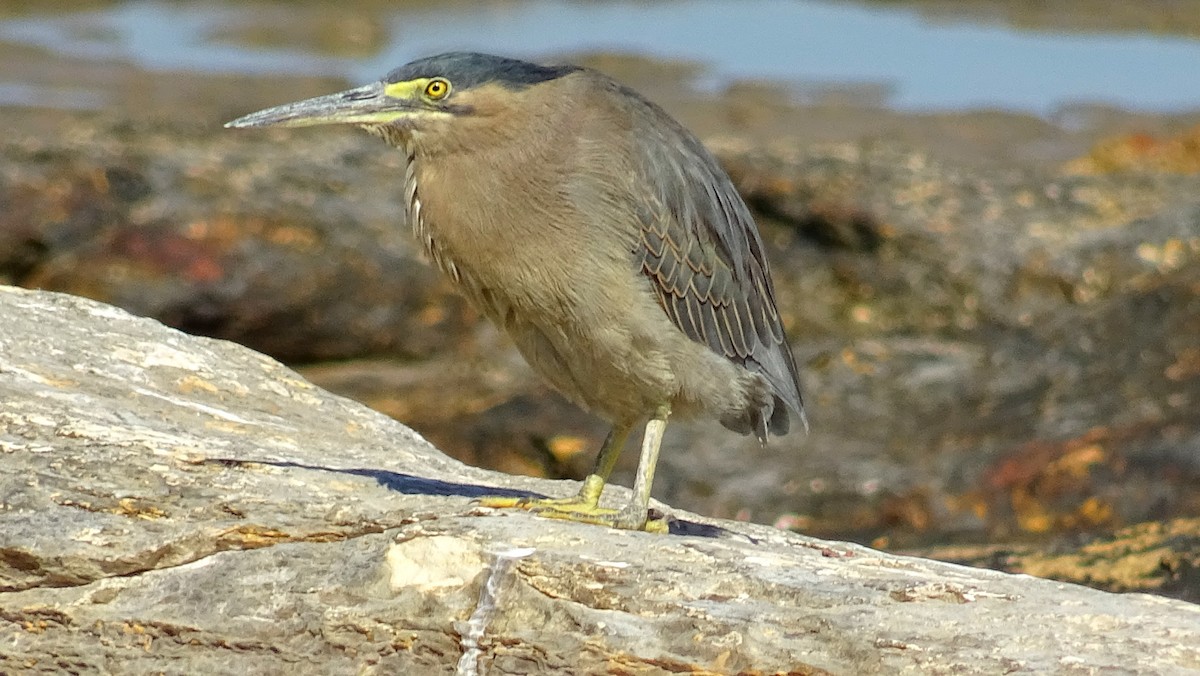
<box><xmin>476</xmin><ymin>426</ymin><xmax>628</xmax><ymax>510</ymax></box>
<box><xmin>614</xmin><ymin>404</ymin><xmax>670</xmax><ymax>530</ymax></box>
<box><xmin>477</xmin><ymin>409</ymin><xmax>670</xmax><ymax>533</ymax></box>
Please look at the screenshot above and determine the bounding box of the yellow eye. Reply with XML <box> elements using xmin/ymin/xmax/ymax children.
<box><xmin>424</xmin><ymin>79</ymin><xmax>450</xmax><ymax>100</ymax></box>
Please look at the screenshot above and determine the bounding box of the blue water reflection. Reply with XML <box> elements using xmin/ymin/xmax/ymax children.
<box><xmin>1</xmin><ymin>0</ymin><xmax>1198</xmax><ymax>114</ymax></box>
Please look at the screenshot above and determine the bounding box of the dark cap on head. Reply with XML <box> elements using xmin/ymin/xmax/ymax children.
<box><xmin>385</xmin><ymin>52</ymin><xmax>580</xmax><ymax>90</ymax></box>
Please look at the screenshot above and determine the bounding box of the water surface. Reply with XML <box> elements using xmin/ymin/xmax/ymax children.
<box><xmin>2</xmin><ymin>0</ymin><xmax>1199</xmax><ymax>114</ymax></box>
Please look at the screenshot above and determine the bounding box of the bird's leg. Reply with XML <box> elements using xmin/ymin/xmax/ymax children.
<box><xmin>540</xmin><ymin>424</ymin><xmax>632</xmax><ymax>508</ymax></box>
<box><xmin>613</xmin><ymin>404</ymin><xmax>670</xmax><ymax>531</ymax></box>
<box><xmin>523</xmin><ymin>407</ymin><xmax>671</xmax><ymax>533</ymax></box>
<box><xmin>476</xmin><ymin>426</ymin><xmax>629</xmax><ymax>510</ymax></box>
<box><xmin>477</xmin><ymin>413</ymin><xmax>671</xmax><ymax>533</ymax></box>
<box><xmin>561</xmin><ymin>425</ymin><xmax>629</xmax><ymax>507</ymax></box>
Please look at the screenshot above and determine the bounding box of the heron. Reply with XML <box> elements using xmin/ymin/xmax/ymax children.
<box><xmin>227</xmin><ymin>52</ymin><xmax>805</xmax><ymax>532</ymax></box>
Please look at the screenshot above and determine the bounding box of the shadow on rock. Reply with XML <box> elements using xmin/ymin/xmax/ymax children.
<box><xmin>207</xmin><ymin>458</ymin><xmax>535</xmax><ymax>500</ymax></box>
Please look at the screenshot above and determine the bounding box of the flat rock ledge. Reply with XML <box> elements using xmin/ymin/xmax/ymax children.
<box><xmin>1</xmin><ymin>285</ymin><xmax>1197</xmax><ymax>676</ymax></box>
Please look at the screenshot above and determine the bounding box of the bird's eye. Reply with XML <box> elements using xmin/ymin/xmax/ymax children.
<box><xmin>424</xmin><ymin>79</ymin><xmax>450</xmax><ymax>101</ymax></box>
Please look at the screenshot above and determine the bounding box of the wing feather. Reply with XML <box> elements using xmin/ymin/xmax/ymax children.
<box><xmin>626</xmin><ymin>91</ymin><xmax>806</xmax><ymax>436</ymax></box>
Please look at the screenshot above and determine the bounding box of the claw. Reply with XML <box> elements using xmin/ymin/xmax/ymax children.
<box><xmin>474</xmin><ymin>495</ymin><xmax>536</xmax><ymax>510</ymax></box>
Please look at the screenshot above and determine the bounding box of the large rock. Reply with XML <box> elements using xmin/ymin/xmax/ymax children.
<box><xmin>1</xmin><ymin>286</ymin><xmax>1198</xmax><ymax>674</ymax></box>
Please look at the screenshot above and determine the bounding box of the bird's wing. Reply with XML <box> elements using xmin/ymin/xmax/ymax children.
<box><xmin>632</xmin><ymin>117</ymin><xmax>805</xmax><ymax>436</ymax></box>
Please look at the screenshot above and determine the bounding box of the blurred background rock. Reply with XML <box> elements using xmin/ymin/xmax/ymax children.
<box><xmin>1</xmin><ymin>0</ymin><xmax>1197</xmax><ymax>600</ymax></box>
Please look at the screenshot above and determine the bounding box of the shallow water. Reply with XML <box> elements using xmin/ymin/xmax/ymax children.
<box><xmin>2</xmin><ymin>0</ymin><xmax>1200</xmax><ymax>114</ymax></box>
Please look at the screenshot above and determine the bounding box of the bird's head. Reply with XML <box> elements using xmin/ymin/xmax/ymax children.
<box><xmin>226</xmin><ymin>52</ymin><xmax>580</xmax><ymax>152</ymax></box>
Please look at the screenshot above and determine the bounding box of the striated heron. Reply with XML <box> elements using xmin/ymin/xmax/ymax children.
<box><xmin>227</xmin><ymin>52</ymin><xmax>806</xmax><ymax>532</ymax></box>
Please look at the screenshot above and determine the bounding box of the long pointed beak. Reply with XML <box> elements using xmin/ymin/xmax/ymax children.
<box><xmin>225</xmin><ymin>82</ymin><xmax>413</xmax><ymax>129</ymax></box>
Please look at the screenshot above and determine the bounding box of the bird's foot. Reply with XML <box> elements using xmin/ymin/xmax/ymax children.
<box><xmin>532</xmin><ymin>501</ymin><xmax>669</xmax><ymax>533</ymax></box>
<box><xmin>476</xmin><ymin>494</ymin><xmax>668</xmax><ymax>533</ymax></box>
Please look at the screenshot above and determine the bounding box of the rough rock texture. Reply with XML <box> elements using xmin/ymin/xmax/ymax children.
<box><xmin>909</xmin><ymin>516</ymin><xmax>1200</xmax><ymax>604</ymax></box>
<box><xmin>2</xmin><ymin>286</ymin><xmax>1198</xmax><ymax>675</ymax></box>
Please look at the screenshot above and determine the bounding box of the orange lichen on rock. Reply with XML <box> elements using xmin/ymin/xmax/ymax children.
<box><xmin>1064</xmin><ymin>125</ymin><xmax>1200</xmax><ymax>174</ymax></box>
<box><xmin>984</xmin><ymin>427</ymin><xmax>1125</xmax><ymax>536</ymax></box>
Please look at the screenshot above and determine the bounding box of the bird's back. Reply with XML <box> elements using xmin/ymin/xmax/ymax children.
<box><xmin>574</xmin><ymin>70</ymin><xmax>806</xmax><ymax>438</ymax></box>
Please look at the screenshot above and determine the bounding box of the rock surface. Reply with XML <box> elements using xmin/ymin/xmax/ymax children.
<box><xmin>2</xmin><ymin>286</ymin><xmax>1198</xmax><ymax>675</ymax></box>
<box><xmin>908</xmin><ymin>516</ymin><xmax>1200</xmax><ymax>604</ymax></box>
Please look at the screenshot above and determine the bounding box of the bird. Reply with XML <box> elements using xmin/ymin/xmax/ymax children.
<box><xmin>226</xmin><ymin>52</ymin><xmax>805</xmax><ymax>532</ymax></box>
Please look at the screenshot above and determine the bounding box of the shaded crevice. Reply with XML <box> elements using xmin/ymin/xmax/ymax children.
<box><xmin>0</xmin><ymin>521</ymin><xmax>397</xmax><ymax>595</ymax></box>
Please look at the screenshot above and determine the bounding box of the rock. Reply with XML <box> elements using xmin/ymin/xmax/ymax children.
<box><xmin>2</xmin><ymin>286</ymin><xmax>1198</xmax><ymax>674</ymax></box>
<box><xmin>0</xmin><ymin>119</ymin><xmax>476</xmax><ymax>363</ymax></box>
<box><xmin>907</xmin><ymin>517</ymin><xmax>1200</xmax><ymax>604</ymax></box>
